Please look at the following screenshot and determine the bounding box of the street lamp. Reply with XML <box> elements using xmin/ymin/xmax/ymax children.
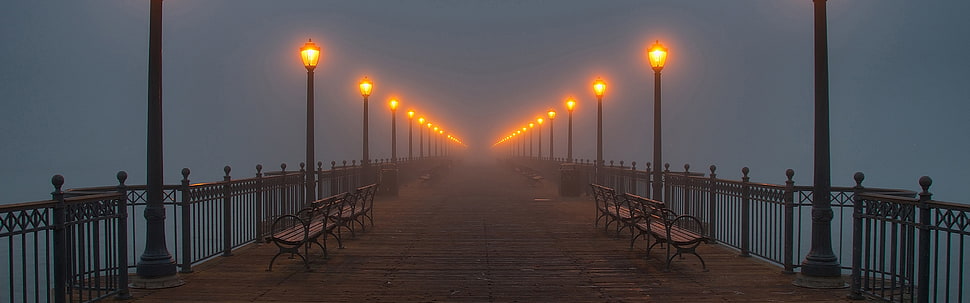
<box><xmin>528</xmin><ymin>122</ymin><xmax>535</xmax><ymax>158</ymax></box>
<box><xmin>426</xmin><ymin>122</ymin><xmax>433</xmax><ymax>157</ymax></box>
<box><xmin>418</xmin><ymin>117</ymin><xmax>425</xmax><ymax>158</ymax></box>
<box><xmin>537</xmin><ymin>117</ymin><xmax>544</xmax><ymax>160</ymax></box>
<box><xmin>407</xmin><ymin>110</ymin><xmax>415</xmax><ymax>161</ymax></box>
<box><xmin>359</xmin><ymin>77</ymin><xmax>373</xmax><ymax>170</ymax></box>
<box><xmin>438</xmin><ymin>129</ymin><xmax>444</xmax><ymax>157</ymax></box>
<box><xmin>796</xmin><ymin>0</ymin><xmax>843</xmax><ymax>288</ymax></box>
<box><xmin>433</xmin><ymin>126</ymin><xmax>439</xmax><ymax>157</ymax></box>
<box><xmin>389</xmin><ymin>99</ymin><xmax>398</xmax><ymax>163</ymax></box>
<box><xmin>593</xmin><ymin>78</ymin><xmax>606</xmax><ymax>180</ymax></box>
<box><xmin>566</xmin><ymin>98</ymin><xmax>576</xmax><ymax>162</ymax></box>
<box><xmin>138</xmin><ymin>0</ymin><xmax>178</xmax><ymax>282</ymax></box>
<box><xmin>547</xmin><ymin>110</ymin><xmax>556</xmax><ymax>161</ymax></box>
<box><xmin>647</xmin><ymin>41</ymin><xmax>666</xmax><ymax>201</ymax></box>
<box><xmin>301</xmin><ymin>39</ymin><xmax>321</xmax><ymax>203</ymax></box>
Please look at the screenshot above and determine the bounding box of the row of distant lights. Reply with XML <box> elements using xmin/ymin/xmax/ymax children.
<box><xmin>492</xmin><ymin>41</ymin><xmax>668</xmax><ymax>147</ymax></box>
<box><xmin>299</xmin><ymin>40</ymin><xmax>466</xmax><ymax>148</ymax></box>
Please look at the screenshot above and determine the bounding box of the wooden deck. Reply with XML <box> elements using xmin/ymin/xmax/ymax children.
<box><xmin>125</xmin><ymin>161</ymin><xmax>859</xmax><ymax>302</ymax></box>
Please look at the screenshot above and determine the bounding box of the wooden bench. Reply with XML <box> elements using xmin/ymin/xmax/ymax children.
<box><xmin>513</xmin><ymin>166</ymin><xmax>544</xmax><ymax>185</ymax></box>
<box><xmin>265</xmin><ymin>192</ymin><xmax>347</xmax><ymax>271</ymax></box>
<box><xmin>590</xmin><ymin>184</ymin><xmax>639</xmax><ymax>237</ymax></box>
<box><xmin>334</xmin><ymin>183</ymin><xmax>378</xmax><ymax>239</ymax></box>
<box><xmin>624</xmin><ymin>192</ymin><xmax>712</xmax><ymax>272</ymax></box>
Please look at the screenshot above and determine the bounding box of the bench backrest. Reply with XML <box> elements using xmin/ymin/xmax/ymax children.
<box><xmin>624</xmin><ymin>192</ymin><xmax>668</xmax><ymax>222</ymax></box>
<box><xmin>309</xmin><ymin>192</ymin><xmax>348</xmax><ymax>221</ymax></box>
<box><xmin>355</xmin><ymin>183</ymin><xmax>378</xmax><ymax>209</ymax></box>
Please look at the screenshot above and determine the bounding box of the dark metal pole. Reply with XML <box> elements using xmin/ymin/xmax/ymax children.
<box><xmin>567</xmin><ymin>111</ymin><xmax>573</xmax><ymax>162</ymax></box>
<box><xmin>651</xmin><ymin>70</ymin><xmax>663</xmax><ymax>201</ymax></box>
<box><xmin>363</xmin><ymin>96</ymin><xmax>370</xmax><ymax>180</ymax></box>
<box><xmin>419</xmin><ymin>123</ymin><xmax>423</xmax><ymax>159</ymax></box>
<box><xmin>138</xmin><ymin>0</ymin><xmax>177</xmax><ymax>279</ymax></box>
<box><xmin>537</xmin><ymin>123</ymin><xmax>542</xmax><ymax>160</ymax></box>
<box><xmin>305</xmin><ymin>69</ymin><xmax>315</xmax><ymax>203</ymax></box>
<box><xmin>799</xmin><ymin>0</ymin><xmax>841</xmax><ymax>280</ymax></box>
<box><xmin>596</xmin><ymin>96</ymin><xmax>603</xmax><ymax>182</ymax></box>
<box><xmin>408</xmin><ymin>117</ymin><xmax>413</xmax><ymax>161</ymax></box>
<box><xmin>391</xmin><ymin>107</ymin><xmax>397</xmax><ymax>163</ymax></box>
<box><xmin>529</xmin><ymin>127</ymin><xmax>534</xmax><ymax>158</ymax></box>
<box><xmin>549</xmin><ymin>118</ymin><xmax>554</xmax><ymax>161</ymax></box>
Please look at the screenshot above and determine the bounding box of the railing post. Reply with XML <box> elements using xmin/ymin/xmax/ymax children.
<box><xmin>51</xmin><ymin>175</ymin><xmax>67</xmax><ymax>303</ymax></box>
<box><xmin>916</xmin><ymin>176</ymin><xmax>932</xmax><ymax>303</ymax></box>
<box><xmin>329</xmin><ymin>161</ymin><xmax>338</xmax><ymax>196</ymax></box>
<box><xmin>299</xmin><ymin>162</ymin><xmax>307</xmax><ymax>205</ymax></box>
<box><xmin>180</xmin><ymin>168</ymin><xmax>192</xmax><ymax>273</ymax></box>
<box><xmin>629</xmin><ymin>162</ymin><xmax>638</xmax><ymax>195</ymax></box>
<box><xmin>849</xmin><ymin>172</ymin><xmax>865</xmax><ymax>299</ymax></box>
<box><xmin>740</xmin><ymin>167</ymin><xmax>751</xmax><ymax>257</ymax></box>
<box><xmin>317</xmin><ymin>161</ymin><xmax>324</xmax><ymax>198</ymax></box>
<box><xmin>222</xmin><ymin>166</ymin><xmax>233</xmax><ymax>257</ymax></box>
<box><xmin>662</xmin><ymin>163</ymin><xmax>670</xmax><ymax>202</ymax></box>
<box><xmin>116</xmin><ymin>172</ymin><xmax>132</xmax><ymax>299</ymax></box>
<box><xmin>683</xmin><ymin>164</ymin><xmax>691</xmax><ymax>215</ymax></box>
<box><xmin>646</xmin><ymin>162</ymin><xmax>652</xmax><ymax>199</ymax></box>
<box><xmin>255</xmin><ymin>165</ymin><xmax>264</xmax><ymax>243</ymax></box>
<box><xmin>708</xmin><ymin>165</ymin><xmax>718</xmax><ymax>244</ymax></box>
<box><xmin>784</xmin><ymin>169</ymin><xmax>796</xmax><ymax>274</ymax></box>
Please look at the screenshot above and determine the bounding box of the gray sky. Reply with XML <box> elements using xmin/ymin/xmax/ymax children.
<box><xmin>2</xmin><ymin>0</ymin><xmax>969</xmax><ymax>203</ymax></box>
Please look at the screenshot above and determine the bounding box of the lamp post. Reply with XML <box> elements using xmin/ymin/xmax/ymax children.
<box><xmin>138</xmin><ymin>0</ymin><xmax>178</xmax><ymax>281</ymax></box>
<box><xmin>517</xmin><ymin>130</ymin><xmax>523</xmax><ymax>157</ymax></box>
<box><xmin>547</xmin><ymin>110</ymin><xmax>556</xmax><ymax>161</ymax></box>
<box><xmin>593</xmin><ymin>78</ymin><xmax>606</xmax><ymax>182</ymax></box>
<box><xmin>566</xmin><ymin>98</ymin><xmax>576</xmax><ymax>162</ymax></box>
<box><xmin>433</xmin><ymin>126</ymin><xmax>439</xmax><ymax>157</ymax></box>
<box><xmin>389</xmin><ymin>99</ymin><xmax>398</xmax><ymax>163</ymax></box>
<box><xmin>528</xmin><ymin>122</ymin><xmax>535</xmax><ymax>159</ymax></box>
<box><xmin>427</xmin><ymin>122</ymin><xmax>433</xmax><ymax>157</ymax></box>
<box><xmin>647</xmin><ymin>41</ymin><xmax>667</xmax><ymax>201</ymax></box>
<box><xmin>418</xmin><ymin>117</ymin><xmax>425</xmax><ymax>159</ymax></box>
<box><xmin>795</xmin><ymin>0</ymin><xmax>843</xmax><ymax>288</ymax></box>
<box><xmin>438</xmin><ymin>130</ymin><xmax>445</xmax><ymax>156</ymax></box>
<box><xmin>537</xmin><ymin>118</ymin><xmax>544</xmax><ymax>160</ymax></box>
<box><xmin>359</xmin><ymin>77</ymin><xmax>373</xmax><ymax>164</ymax></box>
<box><xmin>301</xmin><ymin>40</ymin><xmax>321</xmax><ymax>204</ymax></box>
<box><xmin>407</xmin><ymin>111</ymin><xmax>415</xmax><ymax>161</ymax></box>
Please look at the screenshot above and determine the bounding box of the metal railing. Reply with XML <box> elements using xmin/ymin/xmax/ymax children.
<box><xmin>1</xmin><ymin>175</ymin><xmax>129</xmax><ymax>303</ymax></box>
<box><xmin>523</xmin><ymin>157</ymin><xmax>966</xmax><ymax>302</ymax></box>
<box><xmin>2</xmin><ymin>157</ymin><xmax>446</xmax><ymax>302</ymax></box>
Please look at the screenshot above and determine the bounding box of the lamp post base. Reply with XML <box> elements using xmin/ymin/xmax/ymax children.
<box><xmin>792</xmin><ymin>273</ymin><xmax>847</xmax><ymax>289</ymax></box>
<box><xmin>129</xmin><ymin>273</ymin><xmax>185</xmax><ymax>289</ymax></box>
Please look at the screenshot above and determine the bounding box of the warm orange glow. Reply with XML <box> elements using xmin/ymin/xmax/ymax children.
<box><xmin>566</xmin><ymin>98</ymin><xmax>576</xmax><ymax>112</ymax></box>
<box><xmin>648</xmin><ymin>40</ymin><xmax>668</xmax><ymax>71</ymax></box>
<box><xmin>434</xmin><ymin>126</ymin><xmax>439</xmax><ymax>132</ymax></box>
<box><xmin>547</xmin><ymin>110</ymin><xmax>556</xmax><ymax>119</ymax></box>
<box><xmin>300</xmin><ymin>39</ymin><xmax>321</xmax><ymax>70</ymax></box>
<box><xmin>529</xmin><ymin>123</ymin><xmax>534</xmax><ymax>128</ymax></box>
<box><xmin>407</xmin><ymin>111</ymin><xmax>415</xmax><ymax>119</ymax></box>
<box><xmin>359</xmin><ymin>77</ymin><xmax>373</xmax><ymax>97</ymax></box>
<box><xmin>521</xmin><ymin>127</ymin><xmax>527</xmax><ymax>132</ymax></box>
<box><xmin>593</xmin><ymin>78</ymin><xmax>606</xmax><ymax>98</ymax></box>
<box><xmin>438</xmin><ymin>130</ymin><xmax>444</xmax><ymax>135</ymax></box>
<box><xmin>537</xmin><ymin>118</ymin><xmax>544</xmax><ymax>125</ymax></box>
<box><xmin>389</xmin><ymin>99</ymin><xmax>399</xmax><ymax>110</ymax></box>
<box><xmin>418</xmin><ymin>117</ymin><xmax>425</xmax><ymax>124</ymax></box>
<box><xmin>427</xmin><ymin>123</ymin><xmax>432</xmax><ymax>128</ymax></box>
<box><xmin>517</xmin><ymin>130</ymin><xmax>522</xmax><ymax>134</ymax></box>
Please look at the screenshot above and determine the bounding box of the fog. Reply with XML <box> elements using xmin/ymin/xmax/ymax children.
<box><xmin>2</xmin><ymin>0</ymin><xmax>969</xmax><ymax>203</ymax></box>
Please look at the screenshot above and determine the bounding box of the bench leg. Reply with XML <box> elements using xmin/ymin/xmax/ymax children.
<box><xmin>268</xmin><ymin>247</ymin><xmax>308</xmax><ymax>272</ymax></box>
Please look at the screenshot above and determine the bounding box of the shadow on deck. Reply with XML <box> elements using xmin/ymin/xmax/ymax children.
<box><xmin>125</xmin><ymin>161</ymin><xmax>857</xmax><ymax>302</ymax></box>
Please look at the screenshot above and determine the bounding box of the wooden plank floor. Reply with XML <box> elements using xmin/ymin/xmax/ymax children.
<box><xmin>125</xmin><ymin>161</ymin><xmax>860</xmax><ymax>302</ymax></box>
